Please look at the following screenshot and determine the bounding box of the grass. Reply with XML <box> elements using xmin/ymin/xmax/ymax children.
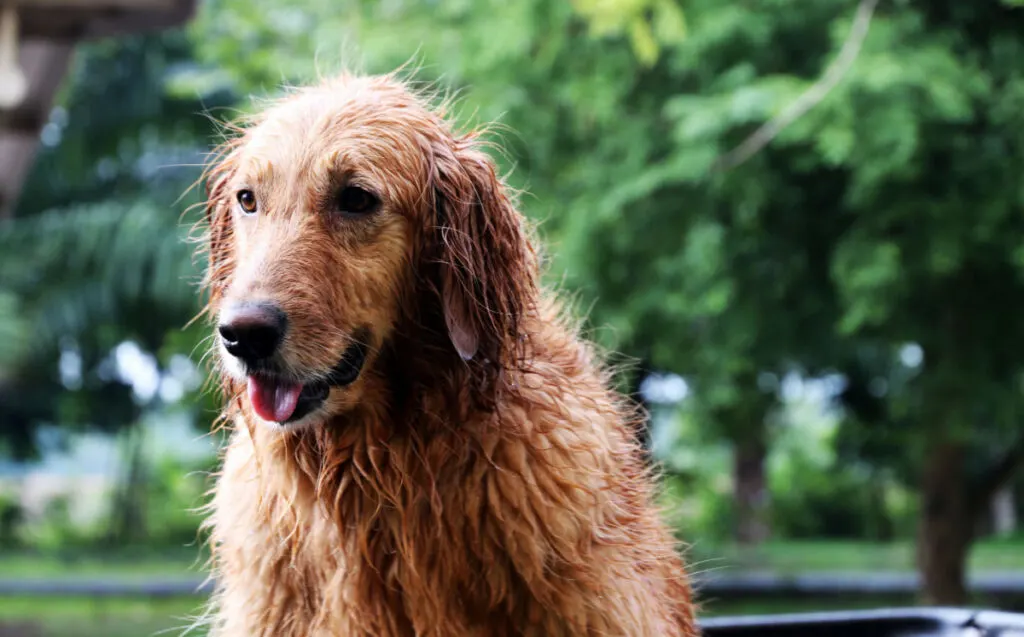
<box><xmin>687</xmin><ymin>539</ymin><xmax>1024</xmax><ymax>575</ymax></box>
<box><xmin>6</xmin><ymin>539</ymin><xmax>1024</xmax><ymax>582</ymax></box>
<box><xmin>0</xmin><ymin>547</ymin><xmax>206</xmax><ymax>580</ymax></box>
<box><xmin>0</xmin><ymin>597</ymin><xmax>208</xmax><ymax>637</ymax></box>
<box><xmin>0</xmin><ymin>595</ymin><xmax>943</xmax><ymax>636</ymax></box>
<box><xmin>6</xmin><ymin>594</ymin><xmax>1021</xmax><ymax>636</ymax></box>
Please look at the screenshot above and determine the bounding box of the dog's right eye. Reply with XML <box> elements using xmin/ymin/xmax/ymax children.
<box><xmin>335</xmin><ymin>186</ymin><xmax>379</xmax><ymax>216</ymax></box>
<box><xmin>237</xmin><ymin>190</ymin><xmax>258</xmax><ymax>215</ymax></box>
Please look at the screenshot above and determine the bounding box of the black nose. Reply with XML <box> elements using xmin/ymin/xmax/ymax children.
<box><xmin>218</xmin><ymin>302</ymin><xmax>287</xmax><ymax>363</ymax></box>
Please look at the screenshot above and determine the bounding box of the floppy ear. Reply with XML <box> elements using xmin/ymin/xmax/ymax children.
<box><xmin>201</xmin><ymin>143</ymin><xmax>240</xmax><ymax>312</ymax></box>
<box><xmin>430</xmin><ymin>136</ymin><xmax>537</xmax><ymax>365</ymax></box>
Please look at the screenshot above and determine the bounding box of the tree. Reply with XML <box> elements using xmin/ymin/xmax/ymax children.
<box><xmin>535</xmin><ymin>0</ymin><xmax>1024</xmax><ymax>600</ymax></box>
<box><xmin>657</xmin><ymin>0</ymin><xmax>1024</xmax><ymax>602</ymax></box>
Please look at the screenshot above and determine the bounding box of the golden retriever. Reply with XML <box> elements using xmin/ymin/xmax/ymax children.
<box><xmin>198</xmin><ymin>71</ymin><xmax>697</xmax><ymax>637</ymax></box>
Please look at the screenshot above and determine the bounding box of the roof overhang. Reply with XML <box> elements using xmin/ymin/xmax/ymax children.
<box><xmin>0</xmin><ymin>0</ymin><xmax>198</xmax><ymax>218</ymax></box>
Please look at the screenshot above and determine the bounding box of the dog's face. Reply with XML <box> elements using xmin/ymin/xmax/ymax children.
<box><xmin>203</xmin><ymin>75</ymin><xmax>534</xmax><ymax>430</ymax></box>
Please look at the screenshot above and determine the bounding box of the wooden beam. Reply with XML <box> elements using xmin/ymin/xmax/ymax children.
<box><xmin>0</xmin><ymin>108</ymin><xmax>45</xmax><ymax>135</ymax></box>
<box><xmin>0</xmin><ymin>39</ymin><xmax>73</xmax><ymax>218</ymax></box>
<box><xmin>20</xmin><ymin>0</ymin><xmax>195</xmax><ymax>39</ymax></box>
<box><xmin>18</xmin><ymin>0</ymin><xmax>174</xmax><ymax>7</ymax></box>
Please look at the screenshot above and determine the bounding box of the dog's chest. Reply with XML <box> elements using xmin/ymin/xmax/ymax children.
<box><xmin>212</xmin><ymin>435</ymin><xmax>524</xmax><ymax>636</ymax></box>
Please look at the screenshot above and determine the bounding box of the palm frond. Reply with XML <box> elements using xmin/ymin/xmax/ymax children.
<box><xmin>0</xmin><ymin>199</ymin><xmax>203</xmax><ymax>357</ymax></box>
<box><xmin>0</xmin><ymin>291</ymin><xmax>29</xmax><ymax>370</ymax></box>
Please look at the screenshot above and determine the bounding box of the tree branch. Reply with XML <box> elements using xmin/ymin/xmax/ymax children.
<box><xmin>713</xmin><ymin>0</ymin><xmax>880</xmax><ymax>172</ymax></box>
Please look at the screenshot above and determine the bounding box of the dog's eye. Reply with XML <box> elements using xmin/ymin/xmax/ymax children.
<box><xmin>336</xmin><ymin>186</ymin><xmax>379</xmax><ymax>216</ymax></box>
<box><xmin>237</xmin><ymin>190</ymin><xmax>258</xmax><ymax>215</ymax></box>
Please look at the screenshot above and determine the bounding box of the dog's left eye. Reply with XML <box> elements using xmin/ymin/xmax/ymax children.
<box><xmin>335</xmin><ymin>186</ymin><xmax>379</xmax><ymax>216</ymax></box>
<box><xmin>237</xmin><ymin>190</ymin><xmax>258</xmax><ymax>215</ymax></box>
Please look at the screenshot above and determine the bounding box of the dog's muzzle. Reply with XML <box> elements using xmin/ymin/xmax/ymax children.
<box><xmin>244</xmin><ymin>339</ymin><xmax>368</xmax><ymax>424</ymax></box>
<box><xmin>280</xmin><ymin>339</ymin><xmax>369</xmax><ymax>423</ymax></box>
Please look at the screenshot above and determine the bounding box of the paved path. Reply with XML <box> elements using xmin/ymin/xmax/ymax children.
<box><xmin>4</xmin><ymin>572</ymin><xmax>1024</xmax><ymax>598</ymax></box>
<box><xmin>693</xmin><ymin>571</ymin><xmax>1024</xmax><ymax>597</ymax></box>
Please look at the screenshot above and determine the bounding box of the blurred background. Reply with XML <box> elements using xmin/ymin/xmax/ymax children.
<box><xmin>2</xmin><ymin>0</ymin><xmax>1024</xmax><ymax>634</ymax></box>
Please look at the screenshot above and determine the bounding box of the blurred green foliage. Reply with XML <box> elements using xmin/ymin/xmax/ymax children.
<box><xmin>2</xmin><ymin>0</ymin><xmax>1024</xmax><ymax>605</ymax></box>
<box><xmin>8</xmin><ymin>455</ymin><xmax>210</xmax><ymax>553</ymax></box>
<box><xmin>0</xmin><ymin>32</ymin><xmax>232</xmax><ymax>459</ymax></box>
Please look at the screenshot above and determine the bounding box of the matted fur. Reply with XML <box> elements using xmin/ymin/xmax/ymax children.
<box><xmin>197</xmin><ymin>72</ymin><xmax>698</xmax><ymax>636</ymax></box>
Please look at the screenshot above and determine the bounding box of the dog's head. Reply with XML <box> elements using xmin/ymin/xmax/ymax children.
<box><xmin>201</xmin><ymin>74</ymin><xmax>536</xmax><ymax>429</ymax></box>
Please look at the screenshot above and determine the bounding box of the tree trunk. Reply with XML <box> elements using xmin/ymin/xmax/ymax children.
<box><xmin>917</xmin><ymin>440</ymin><xmax>973</xmax><ymax>605</ymax></box>
<box><xmin>105</xmin><ymin>425</ymin><xmax>148</xmax><ymax>545</ymax></box>
<box><xmin>867</xmin><ymin>472</ymin><xmax>894</xmax><ymax>541</ymax></box>
<box><xmin>734</xmin><ymin>436</ymin><xmax>770</xmax><ymax>545</ymax></box>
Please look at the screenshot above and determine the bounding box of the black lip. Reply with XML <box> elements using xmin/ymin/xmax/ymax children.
<box><xmin>326</xmin><ymin>338</ymin><xmax>369</xmax><ymax>387</ymax></box>
<box><xmin>284</xmin><ymin>382</ymin><xmax>331</xmax><ymax>423</ymax></box>
<box><xmin>281</xmin><ymin>339</ymin><xmax>369</xmax><ymax>424</ymax></box>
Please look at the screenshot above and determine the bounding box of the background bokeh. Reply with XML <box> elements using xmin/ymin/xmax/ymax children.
<box><xmin>4</xmin><ymin>0</ymin><xmax>1024</xmax><ymax>634</ymax></box>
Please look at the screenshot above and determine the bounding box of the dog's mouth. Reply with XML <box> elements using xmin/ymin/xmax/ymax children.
<box><xmin>246</xmin><ymin>339</ymin><xmax>368</xmax><ymax>424</ymax></box>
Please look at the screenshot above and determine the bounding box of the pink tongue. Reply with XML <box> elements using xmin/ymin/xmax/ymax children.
<box><xmin>247</xmin><ymin>376</ymin><xmax>304</xmax><ymax>422</ymax></box>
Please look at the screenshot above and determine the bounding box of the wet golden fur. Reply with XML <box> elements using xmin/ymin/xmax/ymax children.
<box><xmin>198</xmin><ymin>72</ymin><xmax>697</xmax><ymax>636</ymax></box>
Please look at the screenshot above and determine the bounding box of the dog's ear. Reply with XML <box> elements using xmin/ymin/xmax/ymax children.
<box><xmin>430</xmin><ymin>135</ymin><xmax>536</xmax><ymax>365</ymax></box>
<box><xmin>202</xmin><ymin>143</ymin><xmax>240</xmax><ymax>312</ymax></box>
